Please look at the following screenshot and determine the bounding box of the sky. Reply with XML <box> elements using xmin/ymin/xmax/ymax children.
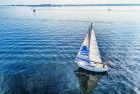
<box><xmin>0</xmin><ymin>0</ymin><xmax>140</xmax><ymax>5</ymax></box>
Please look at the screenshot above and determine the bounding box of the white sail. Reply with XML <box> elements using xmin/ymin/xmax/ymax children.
<box><xmin>89</xmin><ymin>28</ymin><xmax>102</xmax><ymax>64</ymax></box>
<box><xmin>75</xmin><ymin>23</ymin><xmax>108</xmax><ymax>72</ymax></box>
<box><xmin>75</xmin><ymin>32</ymin><xmax>90</xmax><ymax>63</ymax></box>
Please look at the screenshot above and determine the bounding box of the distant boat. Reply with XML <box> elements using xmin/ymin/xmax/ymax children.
<box><xmin>31</xmin><ymin>7</ymin><xmax>36</xmax><ymax>12</ymax></box>
<box><xmin>33</xmin><ymin>9</ymin><xmax>36</xmax><ymax>12</ymax></box>
<box><xmin>108</xmin><ymin>9</ymin><xmax>111</xmax><ymax>11</ymax></box>
<box><xmin>75</xmin><ymin>23</ymin><xmax>108</xmax><ymax>72</ymax></box>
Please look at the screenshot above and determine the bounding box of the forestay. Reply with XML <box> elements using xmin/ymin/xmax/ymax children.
<box><xmin>75</xmin><ymin>23</ymin><xmax>102</xmax><ymax>65</ymax></box>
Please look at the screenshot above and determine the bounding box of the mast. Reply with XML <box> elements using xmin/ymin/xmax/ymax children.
<box><xmin>89</xmin><ymin>23</ymin><xmax>102</xmax><ymax>63</ymax></box>
<box><xmin>88</xmin><ymin>23</ymin><xmax>93</xmax><ymax>62</ymax></box>
<box><xmin>75</xmin><ymin>22</ymin><xmax>102</xmax><ymax>64</ymax></box>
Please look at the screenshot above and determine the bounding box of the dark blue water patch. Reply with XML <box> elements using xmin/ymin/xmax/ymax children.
<box><xmin>0</xmin><ymin>62</ymin><xmax>82</xmax><ymax>94</ymax></box>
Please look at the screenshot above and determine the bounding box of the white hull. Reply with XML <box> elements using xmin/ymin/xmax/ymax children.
<box><xmin>77</xmin><ymin>61</ymin><xmax>108</xmax><ymax>72</ymax></box>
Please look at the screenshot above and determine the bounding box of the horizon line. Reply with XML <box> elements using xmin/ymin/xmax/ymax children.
<box><xmin>1</xmin><ymin>3</ymin><xmax>140</xmax><ymax>6</ymax></box>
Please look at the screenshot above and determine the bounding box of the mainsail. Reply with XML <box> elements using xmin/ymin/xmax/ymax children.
<box><xmin>76</xmin><ymin>23</ymin><xmax>102</xmax><ymax>64</ymax></box>
<box><xmin>89</xmin><ymin>25</ymin><xmax>102</xmax><ymax>64</ymax></box>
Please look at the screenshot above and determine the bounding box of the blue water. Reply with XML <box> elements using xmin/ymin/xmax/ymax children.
<box><xmin>0</xmin><ymin>6</ymin><xmax>140</xmax><ymax>94</ymax></box>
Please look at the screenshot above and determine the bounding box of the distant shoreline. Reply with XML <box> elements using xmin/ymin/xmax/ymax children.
<box><xmin>1</xmin><ymin>4</ymin><xmax>140</xmax><ymax>7</ymax></box>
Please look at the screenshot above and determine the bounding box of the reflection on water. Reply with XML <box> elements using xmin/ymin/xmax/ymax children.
<box><xmin>75</xmin><ymin>68</ymin><xmax>108</xmax><ymax>94</ymax></box>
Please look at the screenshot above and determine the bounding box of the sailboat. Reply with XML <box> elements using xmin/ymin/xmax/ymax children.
<box><xmin>75</xmin><ymin>23</ymin><xmax>108</xmax><ymax>72</ymax></box>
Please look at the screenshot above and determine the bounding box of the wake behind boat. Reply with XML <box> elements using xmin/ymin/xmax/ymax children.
<box><xmin>75</xmin><ymin>23</ymin><xmax>108</xmax><ymax>72</ymax></box>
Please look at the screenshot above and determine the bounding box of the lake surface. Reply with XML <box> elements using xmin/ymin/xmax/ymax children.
<box><xmin>0</xmin><ymin>6</ymin><xmax>140</xmax><ymax>94</ymax></box>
